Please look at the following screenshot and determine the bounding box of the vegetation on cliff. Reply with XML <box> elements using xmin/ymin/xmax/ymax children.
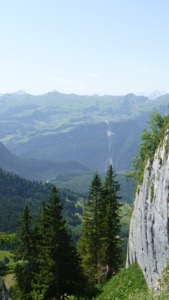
<box><xmin>132</xmin><ymin>112</ymin><xmax>169</xmax><ymax>185</ymax></box>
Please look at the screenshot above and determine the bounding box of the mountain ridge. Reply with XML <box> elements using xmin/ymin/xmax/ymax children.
<box><xmin>1</xmin><ymin>91</ymin><xmax>169</xmax><ymax>174</ymax></box>
<box><xmin>0</xmin><ymin>141</ymin><xmax>92</xmax><ymax>182</ymax></box>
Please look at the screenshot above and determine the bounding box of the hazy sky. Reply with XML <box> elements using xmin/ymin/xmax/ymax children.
<box><xmin>1</xmin><ymin>0</ymin><xmax>169</xmax><ymax>96</ymax></box>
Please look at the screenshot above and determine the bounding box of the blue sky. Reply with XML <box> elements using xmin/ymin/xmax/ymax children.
<box><xmin>1</xmin><ymin>0</ymin><xmax>169</xmax><ymax>96</ymax></box>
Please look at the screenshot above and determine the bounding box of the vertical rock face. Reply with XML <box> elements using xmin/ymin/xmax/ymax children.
<box><xmin>127</xmin><ymin>132</ymin><xmax>169</xmax><ymax>289</ymax></box>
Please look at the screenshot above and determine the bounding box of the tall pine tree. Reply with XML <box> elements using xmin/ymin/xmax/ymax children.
<box><xmin>78</xmin><ymin>173</ymin><xmax>103</xmax><ymax>283</ymax></box>
<box><xmin>32</xmin><ymin>186</ymin><xmax>84</xmax><ymax>299</ymax></box>
<box><xmin>13</xmin><ymin>205</ymin><xmax>38</xmax><ymax>300</ymax></box>
<box><xmin>79</xmin><ymin>167</ymin><xmax>122</xmax><ymax>284</ymax></box>
<box><xmin>100</xmin><ymin>165</ymin><xmax>122</xmax><ymax>278</ymax></box>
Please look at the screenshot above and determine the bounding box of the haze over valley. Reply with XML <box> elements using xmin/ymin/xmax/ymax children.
<box><xmin>0</xmin><ymin>90</ymin><xmax>169</xmax><ymax>197</ymax></box>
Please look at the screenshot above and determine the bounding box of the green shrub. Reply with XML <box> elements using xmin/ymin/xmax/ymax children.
<box><xmin>132</xmin><ymin>112</ymin><xmax>169</xmax><ymax>190</ymax></box>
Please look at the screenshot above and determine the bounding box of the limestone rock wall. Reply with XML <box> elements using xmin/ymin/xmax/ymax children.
<box><xmin>127</xmin><ymin>132</ymin><xmax>169</xmax><ymax>289</ymax></box>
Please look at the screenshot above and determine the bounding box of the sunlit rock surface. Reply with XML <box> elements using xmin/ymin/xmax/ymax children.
<box><xmin>127</xmin><ymin>132</ymin><xmax>169</xmax><ymax>289</ymax></box>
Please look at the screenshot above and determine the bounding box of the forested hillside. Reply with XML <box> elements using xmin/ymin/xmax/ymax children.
<box><xmin>0</xmin><ymin>140</ymin><xmax>134</xmax><ymax>202</ymax></box>
<box><xmin>0</xmin><ymin>168</ymin><xmax>83</xmax><ymax>235</ymax></box>
<box><xmin>0</xmin><ymin>162</ymin><xmax>134</xmax><ymax>299</ymax></box>
<box><xmin>5</xmin><ymin>165</ymin><xmax>125</xmax><ymax>299</ymax></box>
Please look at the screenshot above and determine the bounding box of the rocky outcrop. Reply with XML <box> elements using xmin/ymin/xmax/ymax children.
<box><xmin>127</xmin><ymin>131</ymin><xmax>169</xmax><ymax>289</ymax></box>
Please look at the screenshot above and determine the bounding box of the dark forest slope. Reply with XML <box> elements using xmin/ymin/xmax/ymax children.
<box><xmin>0</xmin><ymin>168</ymin><xmax>83</xmax><ymax>234</ymax></box>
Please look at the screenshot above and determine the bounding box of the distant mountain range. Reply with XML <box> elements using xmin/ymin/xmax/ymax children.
<box><xmin>137</xmin><ymin>90</ymin><xmax>167</xmax><ymax>100</ymax></box>
<box><xmin>0</xmin><ymin>141</ymin><xmax>92</xmax><ymax>181</ymax></box>
<box><xmin>0</xmin><ymin>91</ymin><xmax>169</xmax><ymax>181</ymax></box>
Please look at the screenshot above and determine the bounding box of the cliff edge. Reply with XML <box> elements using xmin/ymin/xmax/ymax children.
<box><xmin>127</xmin><ymin>130</ymin><xmax>169</xmax><ymax>289</ymax></box>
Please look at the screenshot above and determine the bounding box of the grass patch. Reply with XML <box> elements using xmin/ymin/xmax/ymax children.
<box><xmin>94</xmin><ymin>264</ymin><xmax>148</xmax><ymax>300</ymax></box>
<box><xmin>4</xmin><ymin>273</ymin><xmax>15</xmax><ymax>290</ymax></box>
<box><xmin>0</xmin><ymin>250</ymin><xmax>15</xmax><ymax>291</ymax></box>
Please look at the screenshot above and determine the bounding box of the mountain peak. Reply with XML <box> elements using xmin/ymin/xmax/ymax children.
<box><xmin>13</xmin><ymin>90</ymin><xmax>26</xmax><ymax>95</ymax></box>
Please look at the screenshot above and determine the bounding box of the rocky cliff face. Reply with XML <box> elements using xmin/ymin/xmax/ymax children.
<box><xmin>127</xmin><ymin>131</ymin><xmax>169</xmax><ymax>289</ymax></box>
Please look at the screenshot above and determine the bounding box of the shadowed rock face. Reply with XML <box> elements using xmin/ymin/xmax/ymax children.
<box><xmin>127</xmin><ymin>132</ymin><xmax>169</xmax><ymax>289</ymax></box>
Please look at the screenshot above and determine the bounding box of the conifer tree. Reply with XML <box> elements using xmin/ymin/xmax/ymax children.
<box><xmin>79</xmin><ymin>167</ymin><xmax>122</xmax><ymax>284</ymax></box>
<box><xmin>78</xmin><ymin>173</ymin><xmax>103</xmax><ymax>283</ymax></box>
<box><xmin>100</xmin><ymin>165</ymin><xmax>122</xmax><ymax>278</ymax></box>
<box><xmin>13</xmin><ymin>205</ymin><xmax>37</xmax><ymax>300</ymax></box>
<box><xmin>32</xmin><ymin>186</ymin><xmax>84</xmax><ymax>300</ymax></box>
